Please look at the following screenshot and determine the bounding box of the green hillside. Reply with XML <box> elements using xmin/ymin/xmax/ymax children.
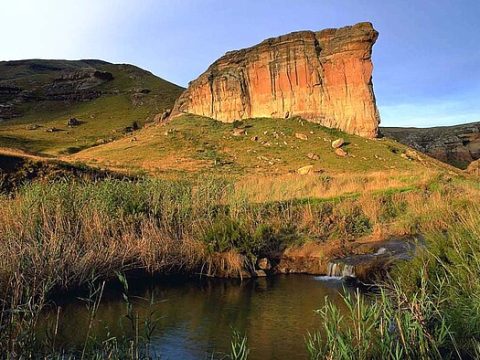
<box><xmin>0</xmin><ymin>59</ymin><xmax>183</xmax><ymax>155</ymax></box>
<box><xmin>72</xmin><ymin>114</ymin><xmax>458</xmax><ymax>178</ymax></box>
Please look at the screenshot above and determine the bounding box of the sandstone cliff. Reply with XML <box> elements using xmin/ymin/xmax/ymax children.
<box><xmin>172</xmin><ymin>22</ymin><xmax>380</xmax><ymax>138</ymax></box>
<box><xmin>382</xmin><ymin>122</ymin><xmax>480</xmax><ymax>169</ymax></box>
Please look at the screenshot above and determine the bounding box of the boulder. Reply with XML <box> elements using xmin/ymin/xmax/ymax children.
<box><xmin>307</xmin><ymin>152</ymin><xmax>319</xmax><ymax>160</ymax></box>
<box><xmin>331</xmin><ymin>138</ymin><xmax>345</xmax><ymax>148</ymax></box>
<box><xmin>404</xmin><ymin>149</ymin><xmax>422</xmax><ymax>161</ymax></box>
<box><xmin>170</xmin><ymin>22</ymin><xmax>380</xmax><ymax>138</ymax></box>
<box><xmin>467</xmin><ymin>159</ymin><xmax>480</xmax><ymax>175</ymax></box>
<box><xmin>257</xmin><ymin>258</ymin><xmax>272</xmax><ymax>271</ymax></box>
<box><xmin>160</xmin><ymin>108</ymin><xmax>171</xmax><ymax>121</ymax></box>
<box><xmin>297</xmin><ymin>165</ymin><xmax>314</xmax><ymax>175</ymax></box>
<box><xmin>295</xmin><ymin>133</ymin><xmax>308</xmax><ymax>141</ymax></box>
<box><xmin>233</xmin><ymin>128</ymin><xmax>246</xmax><ymax>136</ymax></box>
<box><xmin>67</xmin><ymin>117</ymin><xmax>81</xmax><ymax>127</ymax></box>
<box><xmin>335</xmin><ymin>148</ymin><xmax>347</xmax><ymax>157</ymax></box>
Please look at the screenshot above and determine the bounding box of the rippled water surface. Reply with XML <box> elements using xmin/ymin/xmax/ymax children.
<box><xmin>41</xmin><ymin>275</ymin><xmax>355</xmax><ymax>359</ymax></box>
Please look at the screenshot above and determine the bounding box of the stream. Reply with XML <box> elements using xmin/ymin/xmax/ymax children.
<box><xmin>39</xmin><ymin>237</ymin><xmax>416</xmax><ymax>359</ymax></box>
<box><xmin>39</xmin><ymin>275</ymin><xmax>355</xmax><ymax>360</ymax></box>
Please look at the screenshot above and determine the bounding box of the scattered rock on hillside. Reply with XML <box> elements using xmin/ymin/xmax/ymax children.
<box><xmin>402</xmin><ymin>149</ymin><xmax>423</xmax><ymax>162</ymax></box>
<box><xmin>163</xmin><ymin>128</ymin><xmax>175</xmax><ymax>136</ymax></box>
<box><xmin>46</xmin><ymin>127</ymin><xmax>60</xmax><ymax>133</ymax></box>
<box><xmin>297</xmin><ymin>165</ymin><xmax>314</xmax><ymax>175</ymax></box>
<box><xmin>331</xmin><ymin>138</ymin><xmax>345</xmax><ymax>148</ymax></box>
<box><xmin>307</xmin><ymin>152</ymin><xmax>319</xmax><ymax>160</ymax></box>
<box><xmin>124</xmin><ymin>121</ymin><xmax>140</xmax><ymax>134</ymax></box>
<box><xmin>335</xmin><ymin>148</ymin><xmax>347</xmax><ymax>157</ymax></box>
<box><xmin>233</xmin><ymin>128</ymin><xmax>246</xmax><ymax>136</ymax></box>
<box><xmin>295</xmin><ymin>133</ymin><xmax>308</xmax><ymax>141</ymax></box>
<box><xmin>26</xmin><ymin>124</ymin><xmax>40</xmax><ymax>130</ymax></box>
<box><xmin>251</xmin><ymin>135</ymin><xmax>258</xmax><ymax>141</ymax></box>
<box><xmin>67</xmin><ymin>117</ymin><xmax>81</xmax><ymax>127</ymax></box>
<box><xmin>467</xmin><ymin>159</ymin><xmax>480</xmax><ymax>175</ymax></box>
<box><xmin>159</xmin><ymin>108</ymin><xmax>171</xmax><ymax>121</ymax></box>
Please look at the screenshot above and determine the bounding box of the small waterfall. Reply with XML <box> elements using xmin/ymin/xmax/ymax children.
<box><xmin>326</xmin><ymin>261</ymin><xmax>356</xmax><ymax>278</ymax></box>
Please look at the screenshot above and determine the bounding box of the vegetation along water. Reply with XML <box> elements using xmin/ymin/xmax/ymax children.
<box><xmin>0</xmin><ymin>174</ymin><xmax>479</xmax><ymax>358</ymax></box>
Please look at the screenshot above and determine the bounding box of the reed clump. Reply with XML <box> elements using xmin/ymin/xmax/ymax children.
<box><xmin>307</xmin><ymin>203</ymin><xmax>480</xmax><ymax>359</ymax></box>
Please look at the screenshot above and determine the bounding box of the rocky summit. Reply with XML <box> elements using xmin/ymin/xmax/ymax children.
<box><xmin>171</xmin><ymin>22</ymin><xmax>380</xmax><ymax>138</ymax></box>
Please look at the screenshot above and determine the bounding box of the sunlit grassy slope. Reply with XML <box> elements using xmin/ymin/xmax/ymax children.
<box><xmin>72</xmin><ymin>114</ymin><xmax>458</xmax><ymax>178</ymax></box>
<box><xmin>0</xmin><ymin>59</ymin><xmax>183</xmax><ymax>155</ymax></box>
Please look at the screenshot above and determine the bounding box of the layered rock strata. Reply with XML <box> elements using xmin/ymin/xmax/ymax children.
<box><xmin>172</xmin><ymin>22</ymin><xmax>380</xmax><ymax>138</ymax></box>
<box><xmin>382</xmin><ymin>122</ymin><xmax>480</xmax><ymax>169</ymax></box>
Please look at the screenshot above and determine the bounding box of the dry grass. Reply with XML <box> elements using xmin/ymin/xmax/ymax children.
<box><xmin>234</xmin><ymin>170</ymin><xmax>436</xmax><ymax>203</ymax></box>
<box><xmin>0</xmin><ymin>172</ymin><xmax>476</xmax><ymax>301</ymax></box>
<box><xmin>0</xmin><ymin>173</ymin><xmax>478</xmax><ymax>357</ymax></box>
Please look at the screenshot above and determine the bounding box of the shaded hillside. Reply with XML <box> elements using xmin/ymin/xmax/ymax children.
<box><xmin>381</xmin><ymin>122</ymin><xmax>480</xmax><ymax>169</ymax></box>
<box><xmin>0</xmin><ymin>147</ymin><xmax>133</xmax><ymax>193</ymax></box>
<box><xmin>0</xmin><ymin>59</ymin><xmax>183</xmax><ymax>155</ymax></box>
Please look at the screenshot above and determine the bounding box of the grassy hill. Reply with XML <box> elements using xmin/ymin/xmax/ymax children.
<box><xmin>72</xmin><ymin>114</ymin><xmax>456</xmax><ymax>174</ymax></box>
<box><xmin>0</xmin><ymin>59</ymin><xmax>183</xmax><ymax>155</ymax></box>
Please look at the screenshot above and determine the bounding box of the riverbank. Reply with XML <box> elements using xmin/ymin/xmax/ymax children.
<box><xmin>0</xmin><ymin>173</ymin><xmax>479</xmax><ymax>357</ymax></box>
<box><xmin>0</xmin><ymin>173</ymin><xmax>468</xmax><ymax>295</ymax></box>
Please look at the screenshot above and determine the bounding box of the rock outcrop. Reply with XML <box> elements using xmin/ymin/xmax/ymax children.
<box><xmin>0</xmin><ymin>62</ymin><xmax>115</xmax><ymax>120</ymax></box>
<box><xmin>467</xmin><ymin>159</ymin><xmax>480</xmax><ymax>175</ymax></box>
<box><xmin>172</xmin><ymin>22</ymin><xmax>380</xmax><ymax>138</ymax></box>
<box><xmin>382</xmin><ymin>122</ymin><xmax>480</xmax><ymax>169</ymax></box>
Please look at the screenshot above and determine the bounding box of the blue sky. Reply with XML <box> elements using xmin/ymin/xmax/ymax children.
<box><xmin>1</xmin><ymin>0</ymin><xmax>479</xmax><ymax>127</ymax></box>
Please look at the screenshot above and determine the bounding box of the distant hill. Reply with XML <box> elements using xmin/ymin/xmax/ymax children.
<box><xmin>381</xmin><ymin>122</ymin><xmax>480</xmax><ymax>169</ymax></box>
<box><xmin>0</xmin><ymin>59</ymin><xmax>183</xmax><ymax>155</ymax></box>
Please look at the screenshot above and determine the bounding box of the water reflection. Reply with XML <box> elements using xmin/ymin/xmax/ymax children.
<box><xmin>41</xmin><ymin>275</ymin><xmax>354</xmax><ymax>360</ymax></box>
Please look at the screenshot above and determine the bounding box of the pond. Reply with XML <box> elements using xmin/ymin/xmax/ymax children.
<box><xmin>40</xmin><ymin>275</ymin><xmax>357</xmax><ymax>359</ymax></box>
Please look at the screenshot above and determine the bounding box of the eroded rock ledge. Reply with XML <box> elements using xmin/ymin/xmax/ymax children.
<box><xmin>172</xmin><ymin>22</ymin><xmax>380</xmax><ymax>138</ymax></box>
<box><xmin>382</xmin><ymin>122</ymin><xmax>480</xmax><ymax>169</ymax></box>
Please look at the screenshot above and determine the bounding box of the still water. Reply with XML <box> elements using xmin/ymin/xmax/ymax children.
<box><xmin>41</xmin><ymin>275</ymin><xmax>356</xmax><ymax>359</ymax></box>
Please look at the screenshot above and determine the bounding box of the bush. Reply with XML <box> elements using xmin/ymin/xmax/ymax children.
<box><xmin>333</xmin><ymin>206</ymin><xmax>372</xmax><ymax>240</ymax></box>
<box><xmin>202</xmin><ymin>216</ymin><xmax>251</xmax><ymax>254</ymax></box>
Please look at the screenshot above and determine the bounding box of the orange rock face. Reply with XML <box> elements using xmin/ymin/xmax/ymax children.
<box><xmin>172</xmin><ymin>22</ymin><xmax>380</xmax><ymax>138</ymax></box>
